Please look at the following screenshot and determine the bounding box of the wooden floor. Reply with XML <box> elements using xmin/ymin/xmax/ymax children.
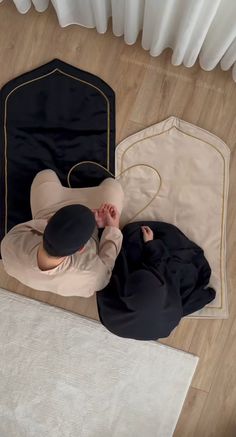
<box><xmin>0</xmin><ymin>2</ymin><xmax>236</xmax><ymax>436</ymax></box>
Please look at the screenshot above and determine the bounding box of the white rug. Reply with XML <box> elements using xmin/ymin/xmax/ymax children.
<box><xmin>116</xmin><ymin>116</ymin><xmax>230</xmax><ymax>318</ymax></box>
<box><xmin>0</xmin><ymin>288</ymin><xmax>198</xmax><ymax>437</ymax></box>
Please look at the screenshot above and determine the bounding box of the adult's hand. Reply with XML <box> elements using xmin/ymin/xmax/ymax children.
<box><xmin>141</xmin><ymin>226</ymin><xmax>154</xmax><ymax>242</ymax></box>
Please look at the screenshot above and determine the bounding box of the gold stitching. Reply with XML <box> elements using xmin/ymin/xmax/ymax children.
<box><xmin>3</xmin><ymin>72</ymin><xmax>226</xmax><ymax>313</ymax></box>
<box><xmin>67</xmin><ymin>161</ymin><xmax>162</xmax><ymax>224</ymax></box>
<box><xmin>57</xmin><ymin>69</ymin><xmax>110</xmax><ymax>170</ymax></box>
<box><xmin>119</xmin><ymin>124</ymin><xmax>226</xmax><ymax>310</ymax></box>
<box><xmin>3</xmin><ymin>67</ymin><xmax>111</xmax><ymax>233</ymax></box>
<box><xmin>67</xmin><ymin>161</ymin><xmax>114</xmax><ymax>187</ymax></box>
<box><xmin>117</xmin><ymin>164</ymin><xmax>162</xmax><ymax>222</ymax></box>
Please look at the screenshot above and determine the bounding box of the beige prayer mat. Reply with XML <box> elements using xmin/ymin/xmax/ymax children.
<box><xmin>116</xmin><ymin>117</ymin><xmax>230</xmax><ymax>319</ymax></box>
<box><xmin>0</xmin><ymin>288</ymin><xmax>198</xmax><ymax>437</ymax></box>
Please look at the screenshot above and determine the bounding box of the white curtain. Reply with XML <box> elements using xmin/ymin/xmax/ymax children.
<box><xmin>8</xmin><ymin>0</ymin><xmax>236</xmax><ymax>81</ymax></box>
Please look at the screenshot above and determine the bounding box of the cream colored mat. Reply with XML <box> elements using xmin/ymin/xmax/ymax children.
<box><xmin>116</xmin><ymin>117</ymin><xmax>230</xmax><ymax>319</ymax></box>
<box><xmin>0</xmin><ymin>288</ymin><xmax>198</xmax><ymax>437</ymax></box>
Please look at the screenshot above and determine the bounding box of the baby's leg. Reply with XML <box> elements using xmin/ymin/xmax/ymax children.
<box><xmin>58</xmin><ymin>177</ymin><xmax>124</xmax><ymax>213</ymax></box>
<box><xmin>31</xmin><ymin>174</ymin><xmax>124</xmax><ymax>219</ymax></box>
<box><xmin>97</xmin><ymin>178</ymin><xmax>124</xmax><ymax>214</ymax></box>
<box><xmin>30</xmin><ymin>170</ymin><xmax>63</xmax><ymax>219</ymax></box>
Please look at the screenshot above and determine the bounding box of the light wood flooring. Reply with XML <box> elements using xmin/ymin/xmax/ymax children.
<box><xmin>0</xmin><ymin>2</ymin><xmax>236</xmax><ymax>436</ymax></box>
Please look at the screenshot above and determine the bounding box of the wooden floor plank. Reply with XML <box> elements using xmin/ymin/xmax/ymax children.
<box><xmin>193</xmin><ymin>300</ymin><xmax>236</xmax><ymax>437</ymax></box>
<box><xmin>174</xmin><ymin>387</ymin><xmax>208</xmax><ymax>437</ymax></box>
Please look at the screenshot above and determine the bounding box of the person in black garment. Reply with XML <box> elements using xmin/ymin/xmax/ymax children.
<box><xmin>96</xmin><ymin>221</ymin><xmax>216</xmax><ymax>341</ymax></box>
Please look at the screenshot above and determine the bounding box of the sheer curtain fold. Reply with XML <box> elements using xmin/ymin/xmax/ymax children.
<box><xmin>199</xmin><ymin>0</ymin><xmax>236</xmax><ymax>71</ymax></box>
<box><xmin>101</xmin><ymin>0</ymin><xmax>144</xmax><ymax>44</ymax></box>
<box><xmin>9</xmin><ymin>0</ymin><xmax>236</xmax><ymax>82</ymax></box>
<box><xmin>12</xmin><ymin>0</ymin><xmax>49</xmax><ymax>13</ymax></box>
<box><xmin>50</xmin><ymin>0</ymin><xmax>97</xmax><ymax>28</ymax></box>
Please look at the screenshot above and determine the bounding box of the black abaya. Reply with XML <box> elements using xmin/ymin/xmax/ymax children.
<box><xmin>97</xmin><ymin>221</ymin><xmax>216</xmax><ymax>341</ymax></box>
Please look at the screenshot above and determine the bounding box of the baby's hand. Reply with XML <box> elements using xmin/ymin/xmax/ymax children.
<box><xmin>93</xmin><ymin>209</ymin><xmax>106</xmax><ymax>228</ymax></box>
<box><xmin>99</xmin><ymin>203</ymin><xmax>120</xmax><ymax>228</ymax></box>
<box><xmin>108</xmin><ymin>204</ymin><xmax>120</xmax><ymax>228</ymax></box>
<box><xmin>141</xmin><ymin>226</ymin><xmax>154</xmax><ymax>242</ymax></box>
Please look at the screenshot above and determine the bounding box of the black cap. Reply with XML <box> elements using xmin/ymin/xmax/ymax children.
<box><xmin>43</xmin><ymin>204</ymin><xmax>96</xmax><ymax>257</ymax></box>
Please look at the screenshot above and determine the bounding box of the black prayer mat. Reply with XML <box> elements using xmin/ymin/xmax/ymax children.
<box><xmin>0</xmin><ymin>59</ymin><xmax>115</xmax><ymax>244</ymax></box>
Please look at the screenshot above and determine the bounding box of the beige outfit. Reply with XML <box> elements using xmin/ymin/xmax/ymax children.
<box><xmin>1</xmin><ymin>170</ymin><xmax>124</xmax><ymax>297</ymax></box>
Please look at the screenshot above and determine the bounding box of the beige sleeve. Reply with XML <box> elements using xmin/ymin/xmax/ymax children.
<box><xmin>99</xmin><ymin>226</ymin><xmax>123</xmax><ymax>269</ymax></box>
<box><xmin>90</xmin><ymin>226</ymin><xmax>123</xmax><ymax>292</ymax></box>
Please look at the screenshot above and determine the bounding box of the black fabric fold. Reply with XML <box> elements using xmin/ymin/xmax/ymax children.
<box><xmin>0</xmin><ymin>59</ymin><xmax>115</xmax><ymax>245</ymax></box>
<box><xmin>97</xmin><ymin>221</ymin><xmax>216</xmax><ymax>341</ymax></box>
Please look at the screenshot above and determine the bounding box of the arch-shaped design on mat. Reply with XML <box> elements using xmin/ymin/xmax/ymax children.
<box><xmin>0</xmin><ymin>59</ymin><xmax>115</xmax><ymax>240</ymax></box>
<box><xmin>115</xmin><ymin>116</ymin><xmax>230</xmax><ymax>317</ymax></box>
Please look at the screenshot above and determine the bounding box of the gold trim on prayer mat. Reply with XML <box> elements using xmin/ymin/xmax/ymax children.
<box><xmin>3</xmin><ymin>67</ymin><xmax>111</xmax><ymax>235</ymax></box>
<box><xmin>116</xmin><ymin>116</ymin><xmax>230</xmax><ymax>319</ymax></box>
